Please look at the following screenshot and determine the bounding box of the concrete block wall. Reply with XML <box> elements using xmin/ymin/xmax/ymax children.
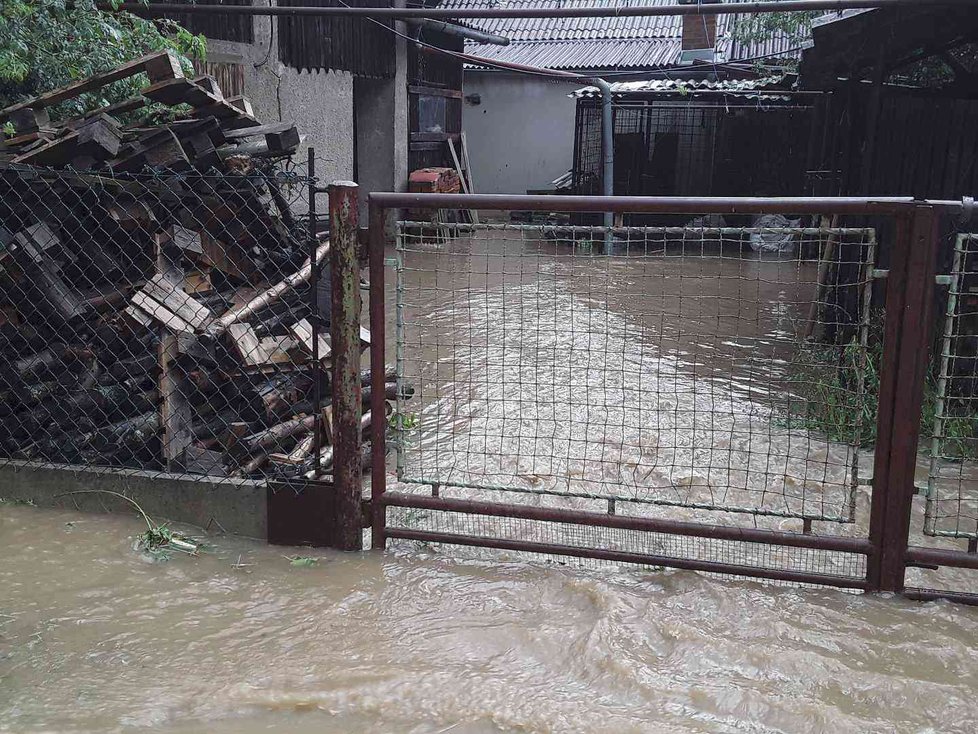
<box><xmin>203</xmin><ymin>2</ymin><xmax>355</xmax><ymax>198</ymax></box>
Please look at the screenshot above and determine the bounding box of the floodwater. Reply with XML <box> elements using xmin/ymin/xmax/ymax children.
<box><xmin>3</xmin><ymin>503</ymin><xmax>978</xmax><ymax>734</ymax></box>
<box><xmin>4</xmin><ymin>224</ymin><xmax>978</xmax><ymax>732</ymax></box>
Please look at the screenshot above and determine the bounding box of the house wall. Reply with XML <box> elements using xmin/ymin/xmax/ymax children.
<box><xmin>201</xmin><ymin>1</ymin><xmax>408</xmax><ymax>213</ymax></box>
<box><xmin>462</xmin><ymin>71</ymin><xmax>580</xmax><ymax>194</ymax></box>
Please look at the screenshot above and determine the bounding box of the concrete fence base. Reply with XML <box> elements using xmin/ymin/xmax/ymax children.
<box><xmin>0</xmin><ymin>461</ymin><xmax>267</xmax><ymax>539</ymax></box>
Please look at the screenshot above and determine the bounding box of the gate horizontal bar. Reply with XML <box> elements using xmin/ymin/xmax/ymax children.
<box><xmin>382</xmin><ymin>493</ymin><xmax>872</xmax><ymax>555</ymax></box>
<box><xmin>386</xmin><ymin>528</ymin><xmax>869</xmax><ymax>590</ymax></box>
<box><xmin>902</xmin><ymin>588</ymin><xmax>978</xmax><ymax>606</ymax></box>
<box><xmin>905</xmin><ymin>546</ymin><xmax>978</xmax><ymax>570</ymax></box>
<box><xmin>370</xmin><ymin>193</ymin><xmax>967</xmax><ymax>216</ymax></box>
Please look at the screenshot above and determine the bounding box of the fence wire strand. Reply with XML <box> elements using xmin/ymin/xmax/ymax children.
<box><xmin>394</xmin><ymin>221</ymin><xmax>876</xmax><ymax>524</ymax></box>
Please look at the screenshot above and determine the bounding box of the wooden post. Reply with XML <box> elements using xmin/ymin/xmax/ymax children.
<box><xmin>155</xmin><ymin>232</ymin><xmax>193</xmax><ymax>471</ymax></box>
<box><xmin>329</xmin><ymin>181</ymin><xmax>363</xmax><ymax>551</ymax></box>
<box><xmin>867</xmin><ymin>205</ymin><xmax>941</xmax><ymax>592</ymax></box>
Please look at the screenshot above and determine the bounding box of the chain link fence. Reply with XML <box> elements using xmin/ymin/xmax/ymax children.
<box><xmin>0</xmin><ymin>161</ymin><xmax>354</xmax><ymax>487</ymax></box>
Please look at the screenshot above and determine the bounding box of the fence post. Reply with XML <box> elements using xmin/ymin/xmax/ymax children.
<box><xmin>369</xmin><ymin>202</ymin><xmax>388</xmax><ymax>550</ymax></box>
<box><xmin>329</xmin><ymin>181</ymin><xmax>363</xmax><ymax>551</ymax></box>
<box><xmin>867</xmin><ymin>204</ymin><xmax>941</xmax><ymax>592</ymax></box>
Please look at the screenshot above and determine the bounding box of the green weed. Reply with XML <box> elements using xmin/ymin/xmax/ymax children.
<box><xmin>787</xmin><ymin>327</ymin><xmax>977</xmax><ymax>459</ymax></box>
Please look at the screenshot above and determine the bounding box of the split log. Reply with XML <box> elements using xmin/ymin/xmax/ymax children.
<box><xmin>238</xmin><ymin>412</ymin><xmax>317</xmax><ymax>456</ymax></box>
<box><xmin>204</xmin><ymin>241</ymin><xmax>330</xmax><ymax>338</ymax></box>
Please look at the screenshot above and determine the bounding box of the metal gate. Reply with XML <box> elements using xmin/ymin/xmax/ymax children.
<box><xmin>365</xmin><ymin>194</ymin><xmax>978</xmax><ymax>603</ymax></box>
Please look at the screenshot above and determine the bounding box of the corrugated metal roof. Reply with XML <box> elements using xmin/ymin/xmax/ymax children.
<box><xmin>440</xmin><ymin>0</ymin><xmax>804</xmax><ymax>71</ymax></box>
<box><xmin>441</xmin><ymin>0</ymin><xmax>686</xmax><ymax>42</ymax></box>
<box><xmin>570</xmin><ymin>75</ymin><xmax>790</xmax><ymax>97</ymax></box>
<box><xmin>467</xmin><ymin>38</ymin><xmax>683</xmax><ymax>70</ymax></box>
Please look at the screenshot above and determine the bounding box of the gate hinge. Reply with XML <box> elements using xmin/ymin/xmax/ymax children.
<box><xmin>913</xmin><ymin>483</ymin><xmax>931</xmax><ymax>498</ymax></box>
<box><xmin>935</xmin><ymin>275</ymin><xmax>954</xmax><ymax>286</ymax></box>
<box><xmin>385</xmin><ymin>257</ymin><xmax>397</xmax><ymax>267</ymax></box>
<box><xmin>871</xmin><ymin>269</ymin><xmax>889</xmax><ymax>279</ymax></box>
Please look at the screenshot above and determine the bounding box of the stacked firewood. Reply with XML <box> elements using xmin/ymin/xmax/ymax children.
<box><xmin>0</xmin><ymin>52</ymin><xmax>409</xmax><ymax>481</ymax></box>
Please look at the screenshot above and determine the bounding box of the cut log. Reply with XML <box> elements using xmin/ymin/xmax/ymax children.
<box><xmin>288</xmin><ymin>318</ymin><xmax>331</xmax><ymax>362</ymax></box>
<box><xmin>239</xmin><ymin>412</ymin><xmax>317</xmax><ymax>455</ymax></box>
<box><xmin>205</xmin><ymin>241</ymin><xmax>330</xmax><ymax>338</ymax></box>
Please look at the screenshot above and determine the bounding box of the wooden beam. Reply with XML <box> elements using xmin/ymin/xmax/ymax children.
<box><xmin>408</xmin><ymin>85</ymin><xmax>463</xmax><ymax>99</ymax></box>
<box><xmin>0</xmin><ymin>50</ymin><xmax>185</xmax><ymax>123</ymax></box>
<box><xmin>156</xmin><ymin>233</ymin><xmax>194</xmax><ymax>471</ymax></box>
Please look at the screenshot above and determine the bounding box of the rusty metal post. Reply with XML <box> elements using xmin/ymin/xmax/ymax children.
<box><xmin>368</xmin><ymin>202</ymin><xmax>388</xmax><ymax>550</ymax></box>
<box><xmin>867</xmin><ymin>204</ymin><xmax>940</xmax><ymax>592</ymax></box>
<box><xmin>329</xmin><ymin>181</ymin><xmax>363</xmax><ymax>551</ymax></box>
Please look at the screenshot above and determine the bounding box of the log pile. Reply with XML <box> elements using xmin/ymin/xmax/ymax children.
<box><xmin>0</xmin><ymin>52</ymin><xmax>409</xmax><ymax>482</ymax></box>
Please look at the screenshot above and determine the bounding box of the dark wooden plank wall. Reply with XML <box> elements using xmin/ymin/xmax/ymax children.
<box><xmin>810</xmin><ymin>88</ymin><xmax>978</xmax><ymax>199</ymax></box>
<box><xmin>278</xmin><ymin>0</ymin><xmax>395</xmax><ymax>78</ymax></box>
<box><xmin>408</xmin><ymin>30</ymin><xmax>464</xmax><ymax>172</ymax></box>
<box><xmin>150</xmin><ymin>0</ymin><xmax>255</xmax><ymax>44</ymax></box>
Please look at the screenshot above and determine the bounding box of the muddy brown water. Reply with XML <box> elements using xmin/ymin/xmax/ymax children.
<box><xmin>3</xmin><ymin>503</ymin><xmax>978</xmax><ymax>734</ymax></box>
<box><xmin>4</xmin><ymin>226</ymin><xmax>978</xmax><ymax>732</ymax></box>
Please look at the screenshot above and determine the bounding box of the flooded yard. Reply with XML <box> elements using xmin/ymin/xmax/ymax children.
<box><xmin>3</xmin><ymin>502</ymin><xmax>978</xmax><ymax>734</ymax></box>
<box><xmin>3</xmin><ymin>225</ymin><xmax>978</xmax><ymax>733</ymax></box>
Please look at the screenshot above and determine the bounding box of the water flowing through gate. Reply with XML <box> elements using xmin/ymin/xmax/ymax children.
<box><xmin>366</xmin><ymin>194</ymin><xmax>978</xmax><ymax>603</ymax></box>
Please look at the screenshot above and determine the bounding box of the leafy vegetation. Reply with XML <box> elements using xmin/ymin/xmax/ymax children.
<box><xmin>732</xmin><ymin>8</ymin><xmax>818</xmax><ymax>51</ymax></box>
<box><xmin>55</xmin><ymin>489</ymin><xmax>201</xmax><ymax>560</ymax></box>
<box><xmin>286</xmin><ymin>555</ymin><xmax>319</xmax><ymax>567</ymax></box>
<box><xmin>0</xmin><ymin>0</ymin><xmax>204</xmax><ymax>121</ymax></box>
<box><xmin>787</xmin><ymin>323</ymin><xmax>977</xmax><ymax>460</ymax></box>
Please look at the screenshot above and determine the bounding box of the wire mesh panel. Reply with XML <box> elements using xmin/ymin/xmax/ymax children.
<box><xmin>0</xmin><ymin>163</ymin><xmax>341</xmax><ymax>487</ymax></box>
<box><xmin>394</xmin><ymin>222</ymin><xmax>877</xmax><ymax>523</ymax></box>
<box><xmin>926</xmin><ymin>234</ymin><xmax>978</xmax><ymax>539</ymax></box>
<box><xmin>386</xmin><ymin>503</ymin><xmax>868</xmax><ymax>586</ymax></box>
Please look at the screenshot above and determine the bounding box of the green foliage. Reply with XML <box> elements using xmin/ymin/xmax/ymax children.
<box><xmin>0</xmin><ymin>0</ymin><xmax>204</xmax><ymax>119</ymax></box>
<box><xmin>732</xmin><ymin>8</ymin><xmax>818</xmax><ymax>48</ymax></box>
<box><xmin>389</xmin><ymin>411</ymin><xmax>419</xmax><ymax>432</ymax></box>
<box><xmin>786</xmin><ymin>320</ymin><xmax>977</xmax><ymax>459</ymax></box>
<box><xmin>287</xmin><ymin>555</ymin><xmax>319</xmax><ymax>567</ymax></box>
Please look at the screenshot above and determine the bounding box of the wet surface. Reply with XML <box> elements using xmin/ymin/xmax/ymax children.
<box><xmin>3</xmin><ymin>503</ymin><xmax>978</xmax><ymax>734</ymax></box>
<box><xmin>4</xmin><ymin>226</ymin><xmax>978</xmax><ymax>732</ymax></box>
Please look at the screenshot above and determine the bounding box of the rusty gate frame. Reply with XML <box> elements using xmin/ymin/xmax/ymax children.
<box><xmin>362</xmin><ymin>192</ymin><xmax>978</xmax><ymax>604</ymax></box>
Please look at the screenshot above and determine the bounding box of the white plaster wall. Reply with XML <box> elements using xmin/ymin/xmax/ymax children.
<box><xmin>462</xmin><ymin>71</ymin><xmax>580</xmax><ymax>194</ymax></box>
<box><xmin>204</xmin><ymin>3</ymin><xmax>354</xmax><ymax>190</ymax></box>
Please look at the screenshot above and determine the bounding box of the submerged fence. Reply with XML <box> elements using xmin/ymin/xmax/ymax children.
<box><xmin>368</xmin><ymin>192</ymin><xmax>978</xmax><ymax>604</ymax></box>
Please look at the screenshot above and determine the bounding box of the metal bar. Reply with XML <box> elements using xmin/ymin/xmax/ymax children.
<box><xmin>385</xmin><ymin>528</ymin><xmax>869</xmax><ymax>590</ymax></box>
<box><xmin>369</xmin><ymin>203</ymin><xmax>388</xmax><ymax>551</ymax></box>
<box><xmin>867</xmin><ymin>205</ymin><xmax>941</xmax><ymax>592</ymax></box>
<box><xmin>906</xmin><ymin>546</ymin><xmax>978</xmax><ymax>570</ymax></box>
<box><xmin>866</xmin><ymin>212</ymin><xmax>911</xmax><ymax>591</ymax></box>
<box><xmin>925</xmin><ymin>234</ymin><xmax>967</xmax><ymax>535</ymax></box>
<box><xmin>110</xmin><ymin>1</ymin><xmax>978</xmax><ymax>20</ymax></box>
<box><xmin>394</xmin><ymin>475</ymin><xmax>856</xmax><ymax>523</ymax></box>
<box><xmin>407</xmin><ymin>19</ymin><xmax>510</xmax><ymax>46</ymax></box>
<box><xmin>902</xmin><ymin>587</ymin><xmax>978</xmax><ymax>606</ymax></box>
<box><xmin>370</xmin><ymin>193</ymin><xmax>922</xmax><ymax>215</ymax></box>
<box><xmin>382</xmin><ymin>492</ymin><xmax>872</xmax><ymax>555</ymax></box>
<box><xmin>329</xmin><ymin>181</ymin><xmax>363</xmax><ymax>551</ymax></box>
<box><xmin>308</xmin><ymin>149</ymin><xmax>322</xmax><ymax>480</ymax></box>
